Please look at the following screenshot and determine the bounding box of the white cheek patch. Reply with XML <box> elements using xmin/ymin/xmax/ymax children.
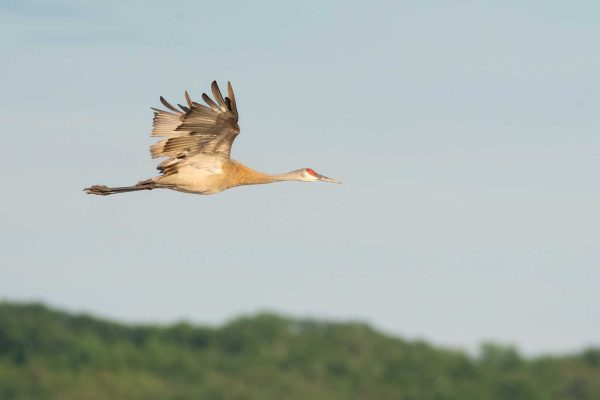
<box><xmin>304</xmin><ymin>173</ymin><xmax>318</xmax><ymax>181</ymax></box>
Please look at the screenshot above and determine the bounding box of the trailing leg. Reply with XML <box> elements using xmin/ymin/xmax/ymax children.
<box><xmin>84</xmin><ymin>179</ymin><xmax>168</xmax><ymax>196</ymax></box>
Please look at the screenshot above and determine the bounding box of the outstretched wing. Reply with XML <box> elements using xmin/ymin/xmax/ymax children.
<box><xmin>150</xmin><ymin>81</ymin><xmax>239</xmax><ymax>175</ymax></box>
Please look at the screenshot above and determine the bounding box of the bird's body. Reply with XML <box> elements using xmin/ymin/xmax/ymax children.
<box><xmin>156</xmin><ymin>160</ymin><xmax>276</xmax><ymax>195</ymax></box>
<box><xmin>86</xmin><ymin>81</ymin><xmax>339</xmax><ymax>196</ymax></box>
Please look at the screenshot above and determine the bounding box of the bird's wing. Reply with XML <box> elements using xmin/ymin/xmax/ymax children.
<box><xmin>150</xmin><ymin>81</ymin><xmax>239</xmax><ymax>175</ymax></box>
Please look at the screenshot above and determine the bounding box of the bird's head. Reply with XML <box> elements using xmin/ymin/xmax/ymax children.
<box><xmin>296</xmin><ymin>168</ymin><xmax>341</xmax><ymax>184</ymax></box>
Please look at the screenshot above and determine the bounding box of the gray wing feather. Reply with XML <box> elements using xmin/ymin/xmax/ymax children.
<box><xmin>151</xmin><ymin>81</ymin><xmax>240</xmax><ymax>175</ymax></box>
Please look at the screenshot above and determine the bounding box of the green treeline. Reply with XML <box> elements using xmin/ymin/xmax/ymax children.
<box><xmin>0</xmin><ymin>302</ymin><xmax>599</xmax><ymax>399</ymax></box>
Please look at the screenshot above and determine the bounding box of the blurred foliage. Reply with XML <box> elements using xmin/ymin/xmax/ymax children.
<box><xmin>0</xmin><ymin>301</ymin><xmax>599</xmax><ymax>399</ymax></box>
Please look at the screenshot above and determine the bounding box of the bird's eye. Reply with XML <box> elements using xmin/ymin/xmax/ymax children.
<box><xmin>306</xmin><ymin>168</ymin><xmax>317</xmax><ymax>177</ymax></box>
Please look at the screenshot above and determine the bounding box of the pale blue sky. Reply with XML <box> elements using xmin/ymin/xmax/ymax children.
<box><xmin>1</xmin><ymin>0</ymin><xmax>599</xmax><ymax>355</ymax></box>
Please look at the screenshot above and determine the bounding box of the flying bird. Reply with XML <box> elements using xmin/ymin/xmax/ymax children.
<box><xmin>85</xmin><ymin>81</ymin><xmax>340</xmax><ymax>196</ymax></box>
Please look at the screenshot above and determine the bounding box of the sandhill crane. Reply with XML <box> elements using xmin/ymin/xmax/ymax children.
<box><xmin>85</xmin><ymin>81</ymin><xmax>340</xmax><ymax>196</ymax></box>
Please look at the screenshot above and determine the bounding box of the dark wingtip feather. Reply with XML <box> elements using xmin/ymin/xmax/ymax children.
<box><xmin>202</xmin><ymin>93</ymin><xmax>220</xmax><ymax>110</ymax></box>
<box><xmin>177</xmin><ymin>104</ymin><xmax>191</xmax><ymax>113</ymax></box>
<box><xmin>184</xmin><ymin>91</ymin><xmax>193</xmax><ymax>108</ymax></box>
<box><xmin>160</xmin><ymin>96</ymin><xmax>180</xmax><ymax>113</ymax></box>
<box><xmin>227</xmin><ymin>81</ymin><xmax>237</xmax><ymax>115</ymax></box>
<box><xmin>211</xmin><ymin>81</ymin><xmax>227</xmax><ymax>109</ymax></box>
<box><xmin>151</xmin><ymin>107</ymin><xmax>177</xmax><ymax>115</ymax></box>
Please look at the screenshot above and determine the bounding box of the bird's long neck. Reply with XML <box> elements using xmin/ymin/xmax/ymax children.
<box><xmin>270</xmin><ymin>171</ymin><xmax>301</xmax><ymax>182</ymax></box>
<box><xmin>224</xmin><ymin>160</ymin><xmax>297</xmax><ymax>187</ymax></box>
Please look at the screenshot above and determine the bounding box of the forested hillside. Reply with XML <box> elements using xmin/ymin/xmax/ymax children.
<box><xmin>0</xmin><ymin>302</ymin><xmax>598</xmax><ymax>399</ymax></box>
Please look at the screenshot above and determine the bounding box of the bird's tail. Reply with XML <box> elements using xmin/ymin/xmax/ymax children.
<box><xmin>84</xmin><ymin>179</ymin><xmax>167</xmax><ymax>196</ymax></box>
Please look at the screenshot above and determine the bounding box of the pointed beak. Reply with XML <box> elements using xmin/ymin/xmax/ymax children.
<box><xmin>317</xmin><ymin>174</ymin><xmax>342</xmax><ymax>184</ymax></box>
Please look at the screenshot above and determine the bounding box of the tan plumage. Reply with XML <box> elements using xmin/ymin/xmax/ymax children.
<box><xmin>85</xmin><ymin>81</ymin><xmax>340</xmax><ymax>196</ymax></box>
